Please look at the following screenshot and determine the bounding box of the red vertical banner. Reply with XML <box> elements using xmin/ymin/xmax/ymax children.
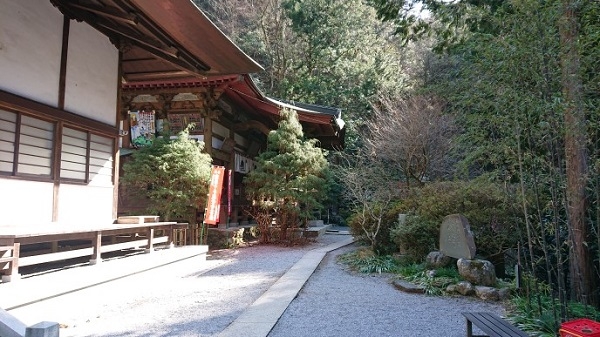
<box><xmin>205</xmin><ymin>166</ymin><xmax>225</xmax><ymax>225</ymax></box>
<box><xmin>227</xmin><ymin>169</ymin><xmax>233</xmax><ymax>216</ymax></box>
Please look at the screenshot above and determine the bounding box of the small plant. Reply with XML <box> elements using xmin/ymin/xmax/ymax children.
<box><xmin>358</xmin><ymin>255</ymin><xmax>398</xmax><ymax>273</ymax></box>
<box><xmin>338</xmin><ymin>248</ymin><xmax>399</xmax><ymax>273</ymax></box>
<box><xmin>395</xmin><ymin>263</ymin><xmax>426</xmax><ymax>277</ymax></box>
<box><xmin>390</xmin><ymin>262</ymin><xmax>462</xmax><ymax>296</ymax></box>
<box><xmin>509</xmin><ymin>294</ymin><xmax>600</xmax><ymax>337</ymax></box>
<box><xmin>401</xmin><ymin>266</ymin><xmax>461</xmax><ymax>296</ymax></box>
<box><xmin>433</xmin><ymin>266</ymin><xmax>461</xmax><ymax>279</ymax></box>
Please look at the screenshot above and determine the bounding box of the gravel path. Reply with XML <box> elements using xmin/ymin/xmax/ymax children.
<box><xmin>268</xmin><ymin>242</ymin><xmax>506</xmax><ymax>337</ymax></box>
<box><xmin>9</xmin><ymin>233</ymin><xmax>342</xmax><ymax>337</ymax></box>
<box><xmin>8</xmin><ymin>231</ymin><xmax>507</xmax><ymax>337</ymax></box>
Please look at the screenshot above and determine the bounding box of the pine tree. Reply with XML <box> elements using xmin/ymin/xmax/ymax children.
<box><xmin>244</xmin><ymin>108</ymin><xmax>328</xmax><ymax>242</ymax></box>
<box><xmin>122</xmin><ymin>129</ymin><xmax>212</xmax><ymax>221</ymax></box>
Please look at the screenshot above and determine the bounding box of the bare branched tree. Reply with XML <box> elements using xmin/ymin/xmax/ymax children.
<box><xmin>335</xmin><ymin>150</ymin><xmax>402</xmax><ymax>254</ymax></box>
<box><xmin>366</xmin><ymin>94</ymin><xmax>456</xmax><ymax>188</ymax></box>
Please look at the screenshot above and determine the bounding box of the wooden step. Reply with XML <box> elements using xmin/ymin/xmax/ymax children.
<box><xmin>116</xmin><ymin>215</ymin><xmax>160</xmax><ymax>224</ymax></box>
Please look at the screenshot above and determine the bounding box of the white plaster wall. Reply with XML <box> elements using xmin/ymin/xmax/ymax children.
<box><xmin>64</xmin><ymin>21</ymin><xmax>119</xmax><ymax>126</ymax></box>
<box><xmin>58</xmin><ymin>184</ymin><xmax>114</xmax><ymax>224</ymax></box>
<box><xmin>0</xmin><ymin>0</ymin><xmax>63</xmax><ymax>107</ymax></box>
<box><xmin>0</xmin><ymin>179</ymin><xmax>54</xmax><ymax>225</ymax></box>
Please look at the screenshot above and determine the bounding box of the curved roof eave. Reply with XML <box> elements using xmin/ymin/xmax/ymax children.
<box><xmin>238</xmin><ymin>75</ymin><xmax>345</xmax><ymax>132</ymax></box>
<box><xmin>130</xmin><ymin>0</ymin><xmax>264</xmax><ymax>75</ymax></box>
<box><xmin>52</xmin><ymin>0</ymin><xmax>263</xmax><ymax>82</ymax></box>
<box><xmin>263</xmin><ymin>97</ymin><xmax>345</xmax><ymax>131</ymax></box>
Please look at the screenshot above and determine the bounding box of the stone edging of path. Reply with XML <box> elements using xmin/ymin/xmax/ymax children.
<box><xmin>217</xmin><ymin>237</ymin><xmax>355</xmax><ymax>337</ymax></box>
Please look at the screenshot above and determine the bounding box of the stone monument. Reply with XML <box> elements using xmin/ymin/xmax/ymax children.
<box><xmin>439</xmin><ymin>214</ymin><xmax>476</xmax><ymax>259</ymax></box>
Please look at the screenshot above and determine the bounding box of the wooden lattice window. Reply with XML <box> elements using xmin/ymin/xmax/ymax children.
<box><xmin>61</xmin><ymin>127</ymin><xmax>87</xmax><ymax>181</ymax></box>
<box><xmin>61</xmin><ymin>127</ymin><xmax>114</xmax><ymax>185</ymax></box>
<box><xmin>0</xmin><ymin>109</ymin><xmax>17</xmax><ymax>174</ymax></box>
<box><xmin>0</xmin><ymin>109</ymin><xmax>54</xmax><ymax>178</ymax></box>
<box><xmin>18</xmin><ymin>115</ymin><xmax>54</xmax><ymax>177</ymax></box>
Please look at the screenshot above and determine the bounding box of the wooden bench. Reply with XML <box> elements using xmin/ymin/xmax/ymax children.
<box><xmin>462</xmin><ymin>312</ymin><xmax>529</xmax><ymax>337</ymax></box>
<box><xmin>0</xmin><ymin>220</ymin><xmax>188</xmax><ymax>283</ymax></box>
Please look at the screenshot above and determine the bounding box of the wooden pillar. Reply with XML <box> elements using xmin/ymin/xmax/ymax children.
<box><xmin>145</xmin><ymin>228</ymin><xmax>154</xmax><ymax>253</ymax></box>
<box><xmin>113</xmin><ymin>50</ymin><xmax>123</xmax><ymax>220</ymax></box>
<box><xmin>204</xmin><ymin>114</ymin><xmax>213</xmax><ymax>156</ymax></box>
<box><xmin>90</xmin><ymin>232</ymin><xmax>102</xmax><ymax>265</ymax></box>
<box><xmin>0</xmin><ymin>242</ymin><xmax>20</xmax><ymax>282</ymax></box>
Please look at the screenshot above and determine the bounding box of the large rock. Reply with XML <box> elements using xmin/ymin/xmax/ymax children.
<box><xmin>455</xmin><ymin>281</ymin><xmax>475</xmax><ymax>296</ymax></box>
<box><xmin>439</xmin><ymin>214</ymin><xmax>476</xmax><ymax>259</ymax></box>
<box><xmin>457</xmin><ymin>258</ymin><xmax>497</xmax><ymax>286</ymax></box>
<box><xmin>475</xmin><ymin>286</ymin><xmax>500</xmax><ymax>301</ymax></box>
<box><xmin>498</xmin><ymin>288</ymin><xmax>511</xmax><ymax>301</ymax></box>
<box><xmin>426</xmin><ymin>251</ymin><xmax>453</xmax><ymax>268</ymax></box>
<box><xmin>393</xmin><ymin>279</ymin><xmax>425</xmax><ymax>294</ymax></box>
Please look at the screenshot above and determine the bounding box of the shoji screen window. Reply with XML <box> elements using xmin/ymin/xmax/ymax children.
<box><xmin>0</xmin><ymin>110</ymin><xmax>54</xmax><ymax>178</ymax></box>
<box><xmin>88</xmin><ymin>134</ymin><xmax>114</xmax><ymax>186</ymax></box>
<box><xmin>18</xmin><ymin>115</ymin><xmax>54</xmax><ymax>177</ymax></box>
<box><xmin>0</xmin><ymin>109</ymin><xmax>16</xmax><ymax>174</ymax></box>
<box><xmin>60</xmin><ymin>127</ymin><xmax>87</xmax><ymax>181</ymax></box>
<box><xmin>61</xmin><ymin>127</ymin><xmax>114</xmax><ymax>185</ymax></box>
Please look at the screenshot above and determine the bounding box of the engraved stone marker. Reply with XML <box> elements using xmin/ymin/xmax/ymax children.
<box><xmin>439</xmin><ymin>214</ymin><xmax>476</xmax><ymax>259</ymax></box>
<box><xmin>398</xmin><ymin>213</ymin><xmax>407</xmax><ymax>226</ymax></box>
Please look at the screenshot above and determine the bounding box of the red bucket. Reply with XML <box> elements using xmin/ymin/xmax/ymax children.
<box><xmin>559</xmin><ymin>319</ymin><xmax>600</xmax><ymax>337</ymax></box>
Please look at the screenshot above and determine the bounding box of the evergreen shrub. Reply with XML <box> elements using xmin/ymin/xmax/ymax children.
<box><xmin>122</xmin><ymin>128</ymin><xmax>212</xmax><ymax>221</ymax></box>
<box><xmin>391</xmin><ymin>179</ymin><xmax>520</xmax><ymax>259</ymax></box>
<box><xmin>346</xmin><ymin>201</ymin><xmax>398</xmax><ymax>255</ymax></box>
<box><xmin>390</xmin><ymin>215</ymin><xmax>438</xmax><ymax>262</ymax></box>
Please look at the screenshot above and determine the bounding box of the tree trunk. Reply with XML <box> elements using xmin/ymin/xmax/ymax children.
<box><xmin>559</xmin><ymin>0</ymin><xmax>597</xmax><ymax>306</ymax></box>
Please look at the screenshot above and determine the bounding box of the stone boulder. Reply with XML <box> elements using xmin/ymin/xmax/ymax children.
<box><xmin>498</xmin><ymin>287</ymin><xmax>512</xmax><ymax>301</ymax></box>
<box><xmin>426</xmin><ymin>251</ymin><xmax>453</xmax><ymax>268</ymax></box>
<box><xmin>457</xmin><ymin>258</ymin><xmax>497</xmax><ymax>286</ymax></box>
<box><xmin>393</xmin><ymin>279</ymin><xmax>425</xmax><ymax>294</ymax></box>
<box><xmin>475</xmin><ymin>286</ymin><xmax>499</xmax><ymax>301</ymax></box>
<box><xmin>439</xmin><ymin>214</ymin><xmax>476</xmax><ymax>259</ymax></box>
<box><xmin>455</xmin><ymin>281</ymin><xmax>475</xmax><ymax>296</ymax></box>
<box><xmin>446</xmin><ymin>281</ymin><xmax>511</xmax><ymax>301</ymax></box>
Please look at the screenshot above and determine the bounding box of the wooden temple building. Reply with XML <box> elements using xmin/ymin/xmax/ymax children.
<box><xmin>0</xmin><ymin>0</ymin><xmax>345</xmax><ymax>232</ymax></box>
<box><xmin>119</xmin><ymin>74</ymin><xmax>345</xmax><ymax>227</ymax></box>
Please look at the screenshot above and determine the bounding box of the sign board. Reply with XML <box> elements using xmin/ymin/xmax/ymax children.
<box><xmin>205</xmin><ymin>166</ymin><xmax>225</xmax><ymax>225</ymax></box>
<box><xmin>227</xmin><ymin>169</ymin><xmax>233</xmax><ymax>216</ymax></box>
<box><xmin>129</xmin><ymin>110</ymin><xmax>155</xmax><ymax>147</ymax></box>
<box><xmin>167</xmin><ymin>113</ymin><xmax>204</xmax><ymax>135</ymax></box>
<box><xmin>234</xmin><ymin>152</ymin><xmax>255</xmax><ymax>173</ymax></box>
